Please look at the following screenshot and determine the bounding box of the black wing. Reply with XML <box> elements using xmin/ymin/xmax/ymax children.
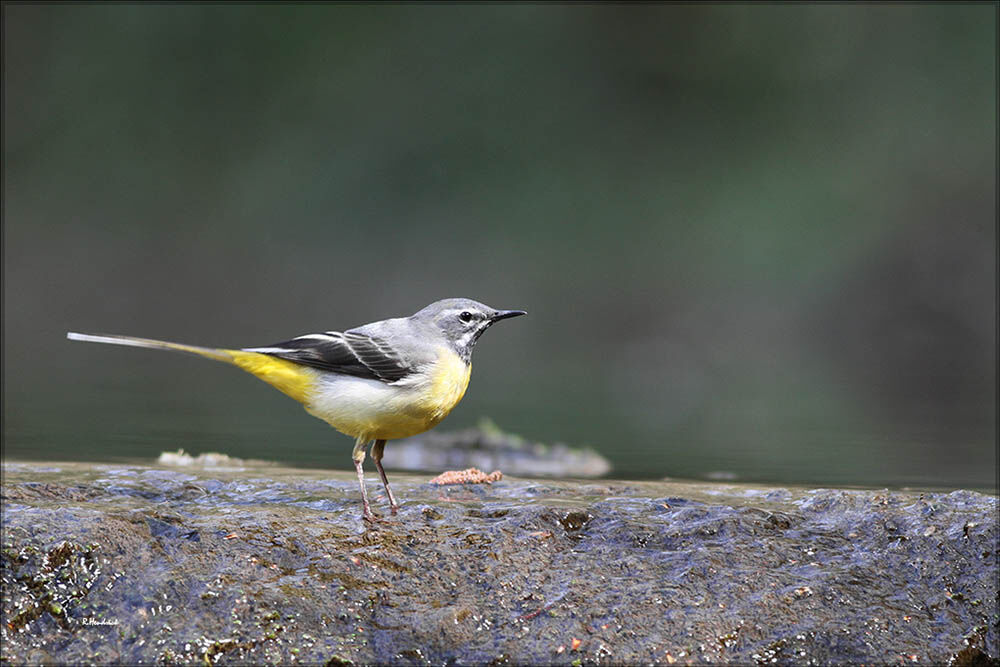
<box><xmin>244</xmin><ymin>332</ymin><xmax>411</xmax><ymax>383</ymax></box>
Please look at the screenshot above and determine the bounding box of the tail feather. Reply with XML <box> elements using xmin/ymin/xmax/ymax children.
<box><xmin>66</xmin><ymin>331</ymin><xmax>317</xmax><ymax>404</ymax></box>
<box><xmin>66</xmin><ymin>332</ymin><xmax>232</xmax><ymax>363</ymax></box>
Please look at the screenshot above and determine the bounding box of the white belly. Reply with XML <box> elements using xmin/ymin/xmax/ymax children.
<box><xmin>305</xmin><ymin>373</ymin><xmax>435</xmax><ymax>441</ymax></box>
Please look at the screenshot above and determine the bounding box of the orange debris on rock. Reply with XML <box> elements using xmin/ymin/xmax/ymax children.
<box><xmin>429</xmin><ymin>468</ymin><xmax>503</xmax><ymax>485</ymax></box>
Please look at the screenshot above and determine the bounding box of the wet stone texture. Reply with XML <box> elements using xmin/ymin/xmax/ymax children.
<box><xmin>1</xmin><ymin>461</ymin><xmax>997</xmax><ymax>665</ymax></box>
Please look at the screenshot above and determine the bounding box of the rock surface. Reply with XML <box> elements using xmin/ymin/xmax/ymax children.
<box><xmin>1</xmin><ymin>461</ymin><xmax>997</xmax><ymax>665</ymax></box>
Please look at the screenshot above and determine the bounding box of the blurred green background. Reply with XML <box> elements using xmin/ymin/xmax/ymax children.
<box><xmin>3</xmin><ymin>4</ymin><xmax>996</xmax><ymax>489</ymax></box>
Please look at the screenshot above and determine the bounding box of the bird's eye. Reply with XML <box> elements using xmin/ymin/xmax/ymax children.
<box><xmin>459</xmin><ymin>311</ymin><xmax>474</xmax><ymax>323</ymax></box>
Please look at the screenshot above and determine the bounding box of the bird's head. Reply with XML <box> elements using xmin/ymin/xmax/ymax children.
<box><xmin>414</xmin><ymin>298</ymin><xmax>525</xmax><ymax>361</ymax></box>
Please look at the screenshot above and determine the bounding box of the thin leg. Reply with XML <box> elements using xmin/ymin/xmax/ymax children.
<box><xmin>370</xmin><ymin>439</ymin><xmax>399</xmax><ymax>512</ymax></box>
<box><xmin>352</xmin><ymin>437</ymin><xmax>376</xmax><ymax>522</ymax></box>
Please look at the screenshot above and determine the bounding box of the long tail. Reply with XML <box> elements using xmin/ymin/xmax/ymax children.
<box><xmin>66</xmin><ymin>332</ymin><xmax>233</xmax><ymax>362</ymax></box>
<box><xmin>66</xmin><ymin>332</ymin><xmax>317</xmax><ymax>404</ymax></box>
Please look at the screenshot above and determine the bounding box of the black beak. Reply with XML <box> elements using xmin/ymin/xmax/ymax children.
<box><xmin>491</xmin><ymin>309</ymin><xmax>527</xmax><ymax>322</ymax></box>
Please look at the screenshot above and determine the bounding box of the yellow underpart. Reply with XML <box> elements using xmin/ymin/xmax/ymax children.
<box><xmin>417</xmin><ymin>347</ymin><xmax>472</xmax><ymax>425</ymax></box>
<box><xmin>222</xmin><ymin>350</ymin><xmax>318</xmax><ymax>405</ymax></box>
<box><xmin>303</xmin><ymin>346</ymin><xmax>472</xmax><ymax>442</ymax></box>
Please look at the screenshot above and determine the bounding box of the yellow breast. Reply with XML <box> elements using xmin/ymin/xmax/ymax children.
<box><xmin>415</xmin><ymin>347</ymin><xmax>472</xmax><ymax>426</ymax></box>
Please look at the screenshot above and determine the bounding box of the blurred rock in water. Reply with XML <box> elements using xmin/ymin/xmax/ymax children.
<box><xmin>156</xmin><ymin>449</ymin><xmax>276</xmax><ymax>469</ymax></box>
<box><xmin>383</xmin><ymin>418</ymin><xmax>612</xmax><ymax>478</ymax></box>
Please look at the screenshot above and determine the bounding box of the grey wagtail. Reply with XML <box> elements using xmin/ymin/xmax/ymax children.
<box><xmin>67</xmin><ymin>298</ymin><xmax>526</xmax><ymax>521</ymax></box>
